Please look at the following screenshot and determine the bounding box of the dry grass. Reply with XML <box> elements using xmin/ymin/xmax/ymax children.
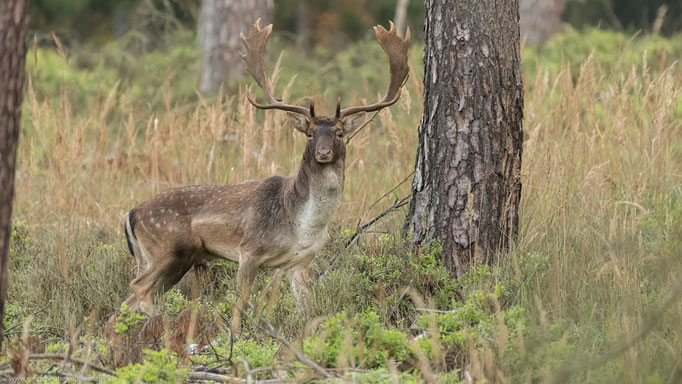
<box><xmin>5</xmin><ymin>31</ymin><xmax>682</xmax><ymax>382</ymax></box>
<box><xmin>16</xmin><ymin>56</ymin><xmax>422</xmax><ymax>234</ymax></box>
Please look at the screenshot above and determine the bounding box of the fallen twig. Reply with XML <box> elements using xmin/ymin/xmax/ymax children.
<box><xmin>1</xmin><ymin>304</ymin><xmax>50</xmax><ymax>336</ymax></box>
<box><xmin>245</xmin><ymin>303</ymin><xmax>331</xmax><ymax>379</ymax></box>
<box><xmin>414</xmin><ymin>307</ymin><xmax>462</xmax><ymax>314</ymax></box>
<box><xmin>0</xmin><ymin>353</ymin><xmax>115</xmax><ymax>376</ymax></box>
<box><xmin>61</xmin><ymin>326</ymin><xmax>81</xmax><ymax>372</ymax></box>
<box><xmin>186</xmin><ymin>371</ymin><xmax>247</xmax><ymax>383</ymax></box>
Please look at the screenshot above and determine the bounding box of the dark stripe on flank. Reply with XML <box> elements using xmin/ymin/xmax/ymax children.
<box><xmin>124</xmin><ymin>210</ymin><xmax>136</xmax><ymax>257</ymax></box>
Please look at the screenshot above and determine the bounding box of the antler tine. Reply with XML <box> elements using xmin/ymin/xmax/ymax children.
<box><xmin>339</xmin><ymin>21</ymin><xmax>410</xmax><ymax>119</ymax></box>
<box><xmin>240</xmin><ymin>19</ymin><xmax>311</xmax><ymax>117</ymax></box>
<box><xmin>335</xmin><ymin>96</ymin><xmax>341</xmax><ymax>118</ymax></box>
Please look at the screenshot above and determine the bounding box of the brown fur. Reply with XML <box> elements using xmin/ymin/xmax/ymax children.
<box><xmin>120</xmin><ymin>19</ymin><xmax>409</xmax><ymax>341</ymax></box>
<box><xmin>122</xmin><ymin>117</ymin><xmax>357</xmax><ymax>334</ymax></box>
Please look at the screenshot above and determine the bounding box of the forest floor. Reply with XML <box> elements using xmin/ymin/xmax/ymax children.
<box><xmin>3</xmin><ymin>27</ymin><xmax>682</xmax><ymax>382</ymax></box>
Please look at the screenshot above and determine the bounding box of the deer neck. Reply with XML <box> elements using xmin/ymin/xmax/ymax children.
<box><xmin>288</xmin><ymin>145</ymin><xmax>345</xmax><ymax>233</ymax></box>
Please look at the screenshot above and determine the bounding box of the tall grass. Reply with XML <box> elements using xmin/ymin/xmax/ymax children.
<box><xmin>5</xmin><ymin>28</ymin><xmax>682</xmax><ymax>382</ymax></box>
<box><xmin>17</xmin><ymin>50</ymin><xmax>421</xmax><ymax>233</ymax></box>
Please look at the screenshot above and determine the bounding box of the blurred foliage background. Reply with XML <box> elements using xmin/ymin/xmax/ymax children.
<box><xmin>7</xmin><ymin>1</ymin><xmax>682</xmax><ymax>382</ymax></box>
<box><xmin>30</xmin><ymin>0</ymin><xmax>682</xmax><ymax>45</ymax></box>
<box><xmin>22</xmin><ymin>0</ymin><xmax>682</xmax><ymax>114</ymax></box>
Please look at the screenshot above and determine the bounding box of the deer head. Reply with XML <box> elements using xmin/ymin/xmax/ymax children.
<box><xmin>120</xmin><ymin>21</ymin><xmax>411</xmax><ymax>342</ymax></box>
<box><xmin>240</xmin><ymin>19</ymin><xmax>411</xmax><ymax>164</ymax></box>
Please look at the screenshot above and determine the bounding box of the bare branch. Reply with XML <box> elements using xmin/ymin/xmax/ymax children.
<box><xmin>0</xmin><ymin>353</ymin><xmax>115</xmax><ymax>376</ymax></box>
<box><xmin>345</xmin><ymin>195</ymin><xmax>410</xmax><ymax>249</ymax></box>
<box><xmin>245</xmin><ymin>302</ymin><xmax>331</xmax><ymax>379</ymax></box>
<box><xmin>186</xmin><ymin>371</ymin><xmax>247</xmax><ymax>383</ymax></box>
<box><xmin>345</xmin><ymin>110</ymin><xmax>381</xmax><ymax>144</ymax></box>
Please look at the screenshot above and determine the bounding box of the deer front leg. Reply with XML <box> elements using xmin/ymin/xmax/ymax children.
<box><xmin>231</xmin><ymin>257</ymin><xmax>260</xmax><ymax>336</ymax></box>
<box><xmin>289</xmin><ymin>264</ymin><xmax>312</xmax><ymax>318</ymax></box>
<box><xmin>228</xmin><ymin>256</ymin><xmax>259</xmax><ymax>363</ymax></box>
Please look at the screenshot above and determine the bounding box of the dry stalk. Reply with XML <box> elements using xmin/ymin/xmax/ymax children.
<box><xmin>0</xmin><ymin>353</ymin><xmax>115</xmax><ymax>376</ymax></box>
<box><xmin>245</xmin><ymin>302</ymin><xmax>331</xmax><ymax>379</ymax></box>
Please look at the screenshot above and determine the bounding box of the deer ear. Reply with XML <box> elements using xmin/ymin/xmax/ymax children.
<box><xmin>341</xmin><ymin>112</ymin><xmax>367</xmax><ymax>134</ymax></box>
<box><xmin>286</xmin><ymin>112</ymin><xmax>310</xmax><ymax>134</ymax></box>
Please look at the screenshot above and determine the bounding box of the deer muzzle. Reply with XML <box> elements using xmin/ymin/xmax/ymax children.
<box><xmin>315</xmin><ymin>147</ymin><xmax>333</xmax><ymax>163</ymax></box>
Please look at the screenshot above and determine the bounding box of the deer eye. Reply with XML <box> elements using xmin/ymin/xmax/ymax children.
<box><xmin>336</xmin><ymin>131</ymin><xmax>344</xmax><ymax>138</ymax></box>
<box><xmin>306</xmin><ymin>132</ymin><xmax>313</xmax><ymax>138</ymax></box>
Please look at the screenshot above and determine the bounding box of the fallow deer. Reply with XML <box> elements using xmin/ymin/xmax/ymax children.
<box><xmin>121</xmin><ymin>19</ymin><xmax>410</xmax><ymax>336</ymax></box>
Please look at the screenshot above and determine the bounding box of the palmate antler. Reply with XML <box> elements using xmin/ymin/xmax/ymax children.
<box><xmin>339</xmin><ymin>21</ymin><xmax>411</xmax><ymax>119</ymax></box>
<box><xmin>240</xmin><ymin>19</ymin><xmax>410</xmax><ymax>120</ymax></box>
<box><xmin>240</xmin><ymin>19</ymin><xmax>313</xmax><ymax>118</ymax></box>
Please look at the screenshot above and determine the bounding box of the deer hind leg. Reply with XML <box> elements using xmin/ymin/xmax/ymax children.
<box><xmin>125</xmin><ymin>243</ymin><xmax>197</xmax><ymax>315</ymax></box>
<box><xmin>128</xmin><ymin>267</ymin><xmax>161</xmax><ymax>315</ymax></box>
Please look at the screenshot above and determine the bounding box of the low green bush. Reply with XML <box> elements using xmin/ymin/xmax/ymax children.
<box><xmin>303</xmin><ymin>309</ymin><xmax>410</xmax><ymax>369</ymax></box>
<box><xmin>523</xmin><ymin>27</ymin><xmax>682</xmax><ymax>80</ymax></box>
<box><xmin>113</xmin><ymin>349</ymin><xmax>187</xmax><ymax>383</ymax></box>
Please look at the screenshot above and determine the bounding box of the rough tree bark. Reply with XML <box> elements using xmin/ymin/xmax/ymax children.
<box><xmin>0</xmin><ymin>0</ymin><xmax>31</xmax><ymax>347</ymax></box>
<box><xmin>198</xmin><ymin>0</ymin><xmax>273</xmax><ymax>94</ymax></box>
<box><xmin>404</xmin><ymin>0</ymin><xmax>524</xmax><ymax>275</ymax></box>
<box><xmin>519</xmin><ymin>0</ymin><xmax>566</xmax><ymax>44</ymax></box>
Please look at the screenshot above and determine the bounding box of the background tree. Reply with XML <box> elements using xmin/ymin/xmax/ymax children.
<box><xmin>520</xmin><ymin>0</ymin><xmax>566</xmax><ymax>44</ymax></box>
<box><xmin>23</xmin><ymin>0</ymin><xmax>682</xmax><ymax>46</ymax></box>
<box><xmin>0</xmin><ymin>0</ymin><xmax>31</xmax><ymax>347</ymax></box>
<box><xmin>393</xmin><ymin>0</ymin><xmax>410</xmax><ymax>38</ymax></box>
<box><xmin>295</xmin><ymin>0</ymin><xmax>310</xmax><ymax>47</ymax></box>
<box><xmin>404</xmin><ymin>0</ymin><xmax>524</xmax><ymax>275</ymax></box>
<box><xmin>198</xmin><ymin>0</ymin><xmax>273</xmax><ymax>94</ymax></box>
<box><xmin>564</xmin><ymin>0</ymin><xmax>680</xmax><ymax>35</ymax></box>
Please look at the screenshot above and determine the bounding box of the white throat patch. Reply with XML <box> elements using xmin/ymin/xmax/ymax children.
<box><xmin>295</xmin><ymin>167</ymin><xmax>342</xmax><ymax>249</ymax></box>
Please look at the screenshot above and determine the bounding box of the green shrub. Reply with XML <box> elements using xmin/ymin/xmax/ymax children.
<box><xmin>163</xmin><ymin>288</ymin><xmax>189</xmax><ymax>316</ymax></box>
<box><xmin>114</xmin><ymin>304</ymin><xmax>146</xmax><ymax>334</ymax></box>
<box><xmin>231</xmin><ymin>338</ymin><xmax>279</xmax><ymax>369</ymax></box>
<box><xmin>522</xmin><ymin>27</ymin><xmax>682</xmax><ymax>80</ymax></box>
<box><xmin>303</xmin><ymin>309</ymin><xmax>410</xmax><ymax>368</ymax></box>
<box><xmin>355</xmin><ymin>238</ymin><xmax>457</xmax><ymax>313</ymax></box>
<box><xmin>8</xmin><ymin>228</ymin><xmax>133</xmax><ymax>334</ymax></box>
<box><xmin>113</xmin><ymin>349</ymin><xmax>187</xmax><ymax>384</ymax></box>
<box><xmin>9</xmin><ymin>220</ymin><xmax>31</xmax><ymax>256</ymax></box>
<box><xmin>191</xmin><ymin>336</ymin><xmax>278</xmax><ymax>371</ymax></box>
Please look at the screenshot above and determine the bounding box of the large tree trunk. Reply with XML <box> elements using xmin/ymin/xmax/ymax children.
<box><xmin>404</xmin><ymin>0</ymin><xmax>524</xmax><ymax>275</ymax></box>
<box><xmin>0</xmin><ymin>0</ymin><xmax>30</xmax><ymax>348</ymax></box>
<box><xmin>198</xmin><ymin>0</ymin><xmax>273</xmax><ymax>94</ymax></box>
<box><xmin>519</xmin><ymin>0</ymin><xmax>566</xmax><ymax>44</ymax></box>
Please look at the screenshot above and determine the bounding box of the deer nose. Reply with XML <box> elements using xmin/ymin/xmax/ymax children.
<box><xmin>316</xmin><ymin>147</ymin><xmax>332</xmax><ymax>162</ymax></box>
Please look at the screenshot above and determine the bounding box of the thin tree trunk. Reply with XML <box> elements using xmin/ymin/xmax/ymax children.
<box><xmin>0</xmin><ymin>0</ymin><xmax>31</xmax><ymax>348</ymax></box>
<box><xmin>296</xmin><ymin>0</ymin><xmax>310</xmax><ymax>47</ymax></box>
<box><xmin>394</xmin><ymin>0</ymin><xmax>410</xmax><ymax>38</ymax></box>
<box><xmin>404</xmin><ymin>0</ymin><xmax>524</xmax><ymax>275</ymax></box>
<box><xmin>198</xmin><ymin>0</ymin><xmax>273</xmax><ymax>94</ymax></box>
<box><xmin>519</xmin><ymin>0</ymin><xmax>566</xmax><ymax>44</ymax></box>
